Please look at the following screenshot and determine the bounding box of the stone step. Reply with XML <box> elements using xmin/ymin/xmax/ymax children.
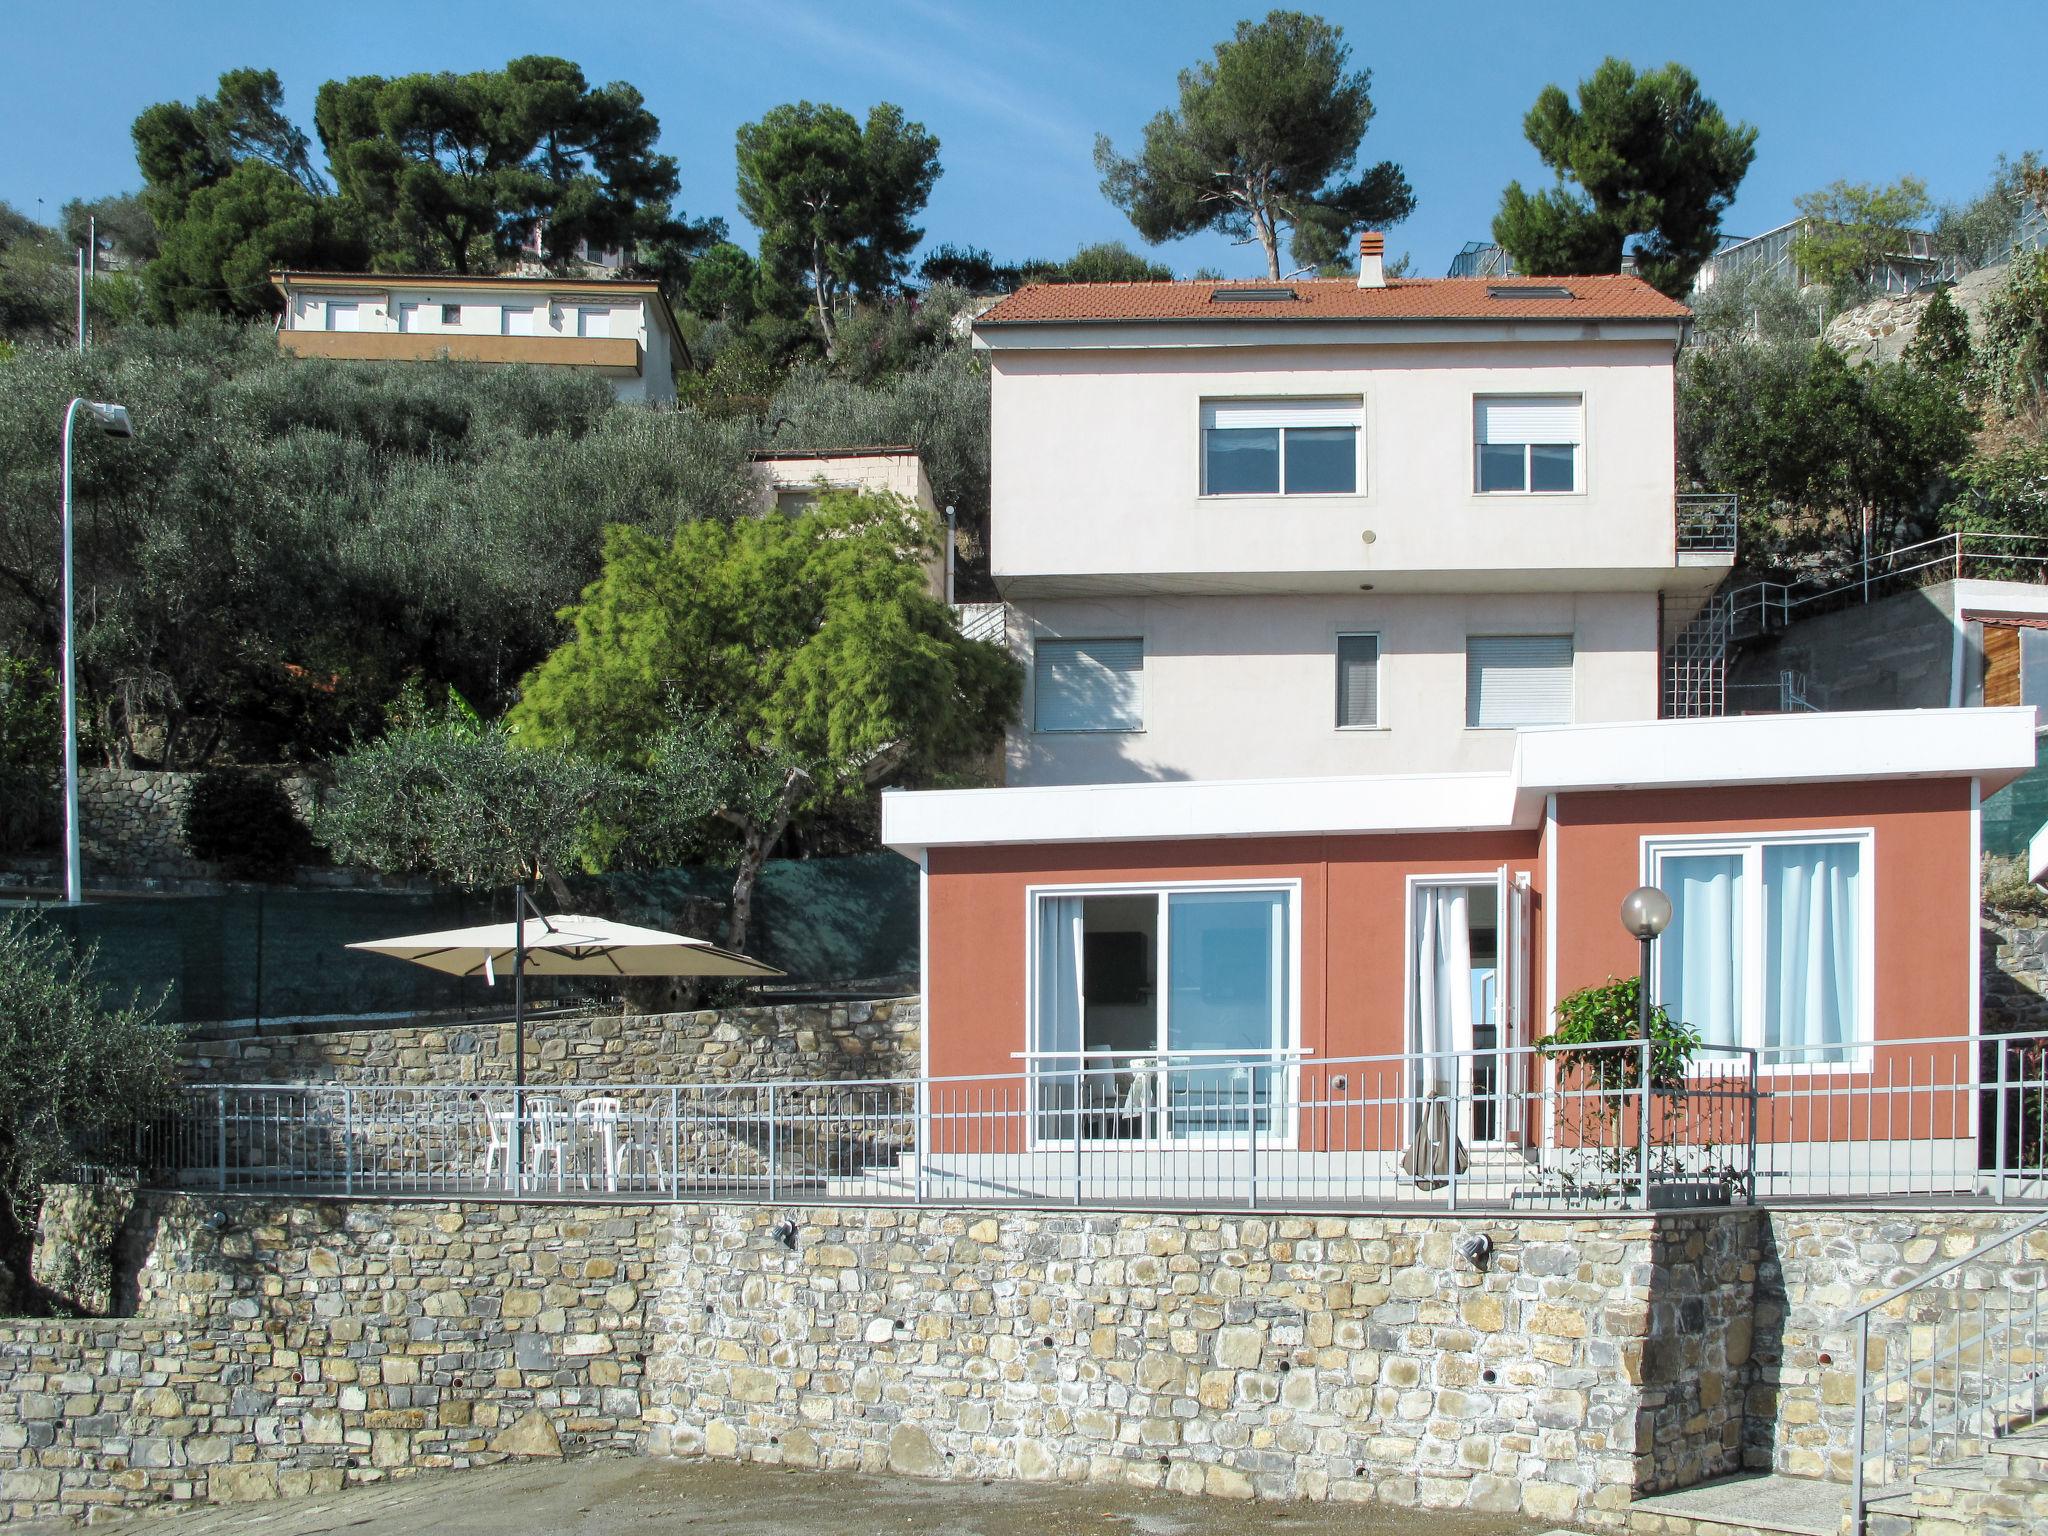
<box><xmin>1626</xmin><ymin>1472</ymin><xmax>1848</xmax><ymax>1536</ymax></box>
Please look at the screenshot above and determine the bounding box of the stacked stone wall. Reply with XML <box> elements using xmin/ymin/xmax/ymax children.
<box><xmin>180</xmin><ymin>997</ymin><xmax>921</xmax><ymax>1089</ymax></box>
<box><xmin>72</xmin><ymin>769</ymin><xmax>320</xmax><ymax>881</ymax></box>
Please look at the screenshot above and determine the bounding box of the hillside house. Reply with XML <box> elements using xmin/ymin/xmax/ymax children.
<box><xmin>880</xmin><ymin>235</ymin><xmax>2034</xmax><ymax>1201</ymax></box>
<box><xmin>270</xmin><ymin>270</ymin><xmax>684</xmax><ymax>405</ymax></box>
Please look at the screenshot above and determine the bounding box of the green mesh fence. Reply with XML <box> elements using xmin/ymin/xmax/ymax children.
<box><xmin>21</xmin><ymin>853</ymin><xmax>917</xmax><ymax>1027</ymax></box>
<box><xmin>1983</xmin><ymin>739</ymin><xmax>2048</xmax><ymax>859</ymax></box>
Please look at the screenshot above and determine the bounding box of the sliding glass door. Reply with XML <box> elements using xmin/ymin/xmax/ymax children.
<box><xmin>1028</xmin><ymin>883</ymin><xmax>1295</xmax><ymax>1146</ymax></box>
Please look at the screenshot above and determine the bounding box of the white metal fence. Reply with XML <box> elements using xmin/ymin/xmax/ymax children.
<box><xmin>96</xmin><ymin>1030</ymin><xmax>2048</xmax><ymax>1212</ymax></box>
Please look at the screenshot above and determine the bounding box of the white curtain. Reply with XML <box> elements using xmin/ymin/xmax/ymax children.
<box><xmin>1035</xmin><ymin>897</ymin><xmax>1085</xmax><ymax>1103</ymax></box>
<box><xmin>1414</xmin><ymin>889</ymin><xmax>1473</xmax><ymax>1091</ymax></box>
<box><xmin>1765</xmin><ymin>843</ymin><xmax>1861</xmax><ymax>1059</ymax></box>
<box><xmin>1661</xmin><ymin>854</ymin><xmax>1744</xmax><ymax>1048</ymax></box>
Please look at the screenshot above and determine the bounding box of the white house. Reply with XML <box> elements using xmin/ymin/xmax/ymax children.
<box><xmin>270</xmin><ymin>271</ymin><xmax>684</xmax><ymax>405</ymax></box>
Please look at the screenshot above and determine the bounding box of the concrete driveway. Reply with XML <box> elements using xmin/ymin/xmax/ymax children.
<box><xmin>29</xmin><ymin>1457</ymin><xmax>1549</xmax><ymax>1535</ymax></box>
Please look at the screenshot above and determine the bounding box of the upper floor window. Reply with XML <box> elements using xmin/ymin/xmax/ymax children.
<box><xmin>1466</xmin><ymin>634</ymin><xmax>1573</xmax><ymax>728</ymax></box>
<box><xmin>502</xmin><ymin>306</ymin><xmax>539</xmax><ymax>337</ymax></box>
<box><xmin>1335</xmin><ymin>633</ymin><xmax>1380</xmax><ymax>729</ymax></box>
<box><xmin>1474</xmin><ymin>395</ymin><xmax>1582</xmax><ymax>494</ymax></box>
<box><xmin>325</xmin><ymin>301</ymin><xmax>361</xmax><ymax>333</ymax></box>
<box><xmin>1201</xmin><ymin>398</ymin><xmax>1361</xmax><ymax>497</ymax></box>
<box><xmin>440</xmin><ymin>303</ymin><xmax>462</xmax><ymax>326</ymax></box>
<box><xmin>1035</xmin><ymin>638</ymin><xmax>1143</xmax><ymax>733</ymax></box>
<box><xmin>576</xmin><ymin>306</ymin><xmax>613</xmax><ymax>339</ymax></box>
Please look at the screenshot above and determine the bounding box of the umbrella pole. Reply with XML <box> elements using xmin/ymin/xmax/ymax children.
<box><xmin>512</xmin><ymin>884</ymin><xmax>527</xmax><ymax>1193</ymax></box>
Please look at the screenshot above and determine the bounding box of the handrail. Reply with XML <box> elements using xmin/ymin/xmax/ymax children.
<box><xmin>1844</xmin><ymin>1208</ymin><xmax>2048</xmax><ymax>1323</ymax></box>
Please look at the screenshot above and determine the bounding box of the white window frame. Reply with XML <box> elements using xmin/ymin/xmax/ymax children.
<box><xmin>575</xmin><ymin>305</ymin><xmax>613</xmax><ymax>339</ymax></box>
<box><xmin>1641</xmin><ymin>828</ymin><xmax>1877</xmax><ymax>1072</ymax></box>
<box><xmin>1032</xmin><ymin>637</ymin><xmax>1144</xmax><ymax>735</ymax></box>
<box><xmin>1021</xmin><ymin>877</ymin><xmax>1304</xmax><ymax>1151</ymax></box>
<box><xmin>1334</xmin><ymin>630</ymin><xmax>1383</xmax><ymax>731</ymax></box>
<box><xmin>502</xmin><ymin>305</ymin><xmax>539</xmax><ymax>337</ymax></box>
<box><xmin>1473</xmin><ymin>394</ymin><xmax>1584</xmax><ymax>496</ymax></box>
<box><xmin>1465</xmin><ymin>634</ymin><xmax>1575</xmax><ymax>730</ymax></box>
<box><xmin>324</xmin><ymin>300</ymin><xmax>362</xmax><ymax>333</ymax></box>
<box><xmin>440</xmin><ymin>302</ymin><xmax>462</xmax><ymax>326</ymax></box>
<box><xmin>1199</xmin><ymin>397</ymin><xmax>1364</xmax><ymax>499</ymax></box>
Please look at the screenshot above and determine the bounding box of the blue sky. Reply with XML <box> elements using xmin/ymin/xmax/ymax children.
<box><xmin>5</xmin><ymin>0</ymin><xmax>2044</xmax><ymax>278</ymax></box>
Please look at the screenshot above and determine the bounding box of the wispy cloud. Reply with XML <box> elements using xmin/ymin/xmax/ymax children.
<box><xmin>707</xmin><ymin>0</ymin><xmax>1095</xmax><ymax>156</ymax></box>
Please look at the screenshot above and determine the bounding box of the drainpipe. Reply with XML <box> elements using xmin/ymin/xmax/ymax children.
<box><xmin>944</xmin><ymin>506</ymin><xmax>956</xmax><ymax>605</ymax></box>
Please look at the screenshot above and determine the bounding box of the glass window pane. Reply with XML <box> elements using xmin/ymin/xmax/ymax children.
<box><xmin>1205</xmin><ymin>428</ymin><xmax>1279</xmax><ymax>494</ymax></box>
<box><xmin>1034</xmin><ymin>638</ymin><xmax>1143</xmax><ymax>732</ymax></box>
<box><xmin>1529</xmin><ymin>443</ymin><xmax>1577</xmax><ymax>492</ymax></box>
<box><xmin>1283</xmin><ymin>427</ymin><xmax>1357</xmax><ymax>494</ymax></box>
<box><xmin>1336</xmin><ymin>634</ymin><xmax>1379</xmax><ymax>727</ymax></box>
<box><xmin>1476</xmin><ymin>442</ymin><xmax>1525</xmax><ymax>493</ymax></box>
<box><xmin>1658</xmin><ymin>854</ymin><xmax>1745</xmax><ymax>1048</ymax></box>
<box><xmin>2022</xmin><ymin>629</ymin><xmax>2048</xmax><ymax>710</ymax></box>
<box><xmin>1166</xmin><ymin>891</ymin><xmax>1289</xmax><ymax>1134</ymax></box>
<box><xmin>1762</xmin><ymin>842</ymin><xmax>1861</xmax><ymax>1061</ymax></box>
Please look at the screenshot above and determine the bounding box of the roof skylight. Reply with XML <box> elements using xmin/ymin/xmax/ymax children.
<box><xmin>1487</xmin><ymin>284</ymin><xmax>1575</xmax><ymax>300</ymax></box>
<box><xmin>1210</xmin><ymin>286</ymin><xmax>1298</xmax><ymax>302</ymax></box>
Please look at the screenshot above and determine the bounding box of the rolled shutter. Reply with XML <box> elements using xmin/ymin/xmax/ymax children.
<box><xmin>1475</xmin><ymin>396</ymin><xmax>1583</xmax><ymax>445</ymax></box>
<box><xmin>1466</xmin><ymin>635</ymin><xmax>1573</xmax><ymax>727</ymax></box>
<box><xmin>1336</xmin><ymin>634</ymin><xmax>1379</xmax><ymax>727</ymax></box>
<box><xmin>1202</xmin><ymin>398</ymin><xmax>1361</xmax><ymax>430</ymax></box>
<box><xmin>1035</xmin><ymin>638</ymin><xmax>1144</xmax><ymax>732</ymax></box>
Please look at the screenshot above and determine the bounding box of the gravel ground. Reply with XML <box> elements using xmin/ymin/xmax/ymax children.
<box><xmin>25</xmin><ymin>1457</ymin><xmax>1550</xmax><ymax>1536</ymax></box>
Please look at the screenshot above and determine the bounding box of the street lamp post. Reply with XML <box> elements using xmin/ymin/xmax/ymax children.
<box><xmin>60</xmin><ymin>399</ymin><xmax>134</xmax><ymax>905</ymax></box>
<box><xmin>1619</xmin><ymin>885</ymin><xmax>1674</xmax><ymax>1035</ymax></box>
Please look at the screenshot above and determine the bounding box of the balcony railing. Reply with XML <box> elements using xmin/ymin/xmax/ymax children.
<box><xmin>1676</xmin><ymin>492</ymin><xmax>1739</xmax><ymax>557</ymax></box>
<box><xmin>96</xmin><ymin>1030</ymin><xmax>2048</xmax><ymax>1212</ymax></box>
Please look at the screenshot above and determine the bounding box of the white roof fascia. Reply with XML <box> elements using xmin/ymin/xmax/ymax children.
<box><xmin>972</xmin><ymin>318</ymin><xmax>1687</xmax><ymax>352</ymax></box>
<box><xmin>884</xmin><ymin>707</ymin><xmax>2037</xmax><ymax>860</ymax></box>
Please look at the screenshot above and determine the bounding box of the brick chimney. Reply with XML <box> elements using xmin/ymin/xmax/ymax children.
<box><xmin>1357</xmin><ymin>231</ymin><xmax>1386</xmax><ymax>290</ymax></box>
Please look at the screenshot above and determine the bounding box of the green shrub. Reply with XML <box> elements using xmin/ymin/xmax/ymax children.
<box><xmin>182</xmin><ymin>768</ymin><xmax>314</xmax><ymax>880</ymax></box>
<box><xmin>1539</xmin><ymin>975</ymin><xmax>1700</xmax><ymax>1093</ymax></box>
<box><xmin>1983</xmin><ymin>853</ymin><xmax>2048</xmax><ymax>920</ymax></box>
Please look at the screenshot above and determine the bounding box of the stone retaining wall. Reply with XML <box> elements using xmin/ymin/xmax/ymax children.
<box><xmin>180</xmin><ymin>997</ymin><xmax>921</xmax><ymax>1089</ymax></box>
<box><xmin>3</xmin><ymin>1198</ymin><xmax>2040</xmax><ymax>1528</ymax></box>
<box><xmin>75</xmin><ymin>769</ymin><xmax>320</xmax><ymax>881</ymax></box>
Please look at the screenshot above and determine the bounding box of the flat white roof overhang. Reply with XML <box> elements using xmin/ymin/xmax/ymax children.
<box><xmin>882</xmin><ymin>707</ymin><xmax>2037</xmax><ymax>860</ymax></box>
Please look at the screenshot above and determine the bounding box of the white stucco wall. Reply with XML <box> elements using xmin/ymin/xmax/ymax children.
<box><xmin>988</xmin><ymin>338</ymin><xmax>1680</xmax><ymax>592</ymax></box>
<box><xmin>1004</xmin><ymin>590</ymin><xmax>1660</xmax><ymax>784</ymax></box>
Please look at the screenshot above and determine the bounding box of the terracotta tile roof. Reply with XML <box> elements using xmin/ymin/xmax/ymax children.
<box><xmin>975</xmin><ymin>274</ymin><xmax>1690</xmax><ymax>327</ymax></box>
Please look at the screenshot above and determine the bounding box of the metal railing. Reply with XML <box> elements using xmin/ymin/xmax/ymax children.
<box><xmin>1675</xmin><ymin>492</ymin><xmax>1739</xmax><ymax>556</ymax></box>
<box><xmin>1847</xmin><ymin>1208</ymin><xmax>2048</xmax><ymax>1532</ymax></box>
<box><xmin>951</xmin><ymin>601</ymin><xmax>1010</xmax><ymax>647</ymax></box>
<box><xmin>102</xmin><ymin>1029</ymin><xmax>2048</xmax><ymax>1212</ymax></box>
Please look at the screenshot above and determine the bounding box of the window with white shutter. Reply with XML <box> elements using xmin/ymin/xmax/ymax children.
<box><xmin>1473</xmin><ymin>395</ymin><xmax>1583</xmax><ymax>494</ymax></box>
<box><xmin>1201</xmin><ymin>398</ymin><xmax>1362</xmax><ymax>496</ymax></box>
<box><xmin>325</xmin><ymin>301</ymin><xmax>361</xmax><ymax>333</ymax></box>
<box><xmin>1335</xmin><ymin>633</ymin><xmax>1380</xmax><ymax>729</ymax></box>
<box><xmin>1034</xmin><ymin>638</ymin><xmax>1144</xmax><ymax>733</ymax></box>
<box><xmin>1466</xmin><ymin>635</ymin><xmax>1573</xmax><ymax>727</ymax></box>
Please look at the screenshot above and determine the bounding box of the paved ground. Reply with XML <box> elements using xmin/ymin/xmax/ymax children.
<box><xmin>25</xmin><ymin>1457</ymin><xmax>1548</xmax><ymax>1535</ymax></box>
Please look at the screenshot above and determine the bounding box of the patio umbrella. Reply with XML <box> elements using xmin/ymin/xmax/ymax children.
<box><xmin>1399</xmin><ymin>1085</ymin><xmax>1470</xmax><ymax>1192</ymax></box>
<box><xmin>348</xmin><ymin>893</ymin><xmax>783</xmax><ymax>1091</ymax></box>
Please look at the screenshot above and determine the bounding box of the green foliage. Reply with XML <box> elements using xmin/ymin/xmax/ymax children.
<box><xmin>132</xmin><ymin>67</ymin><xmax>329</xmax><ymax>218</ymax></box>
<box><xmin>1789</xmin><ymin>177</ymin><xmax>1935</xmax><ymax>294</ymax></box>
<box><xmin>1982</xmin><ymin>853</ymin><xmax>2048</xmax><ymax>921</ymax></box>
<box><xmin>1095</xmin><ymin>9</ymin><xmax>1413</xmax><ymax>279</ymax></box>
<box><xmin>1971</xmin><ymin>250</ymin><xmax>2048</xmax><ymax>419</ymax></box>
<box><xmin>735</xmin><ymin>100</ymin><xmax>941</xmax><ymax>350</ymax></box>
<box><xmin>145</xmin><ymin>160</ymin><xmax>358</xmax><ymax>318</ymax></box>
<box><xmin>684</xmin><ymin>241</ymin><xmax>762</xmax><ymax>323</ymax></box>
<box><xmin>315</xmin><ymin>56</ymin><xmax>689</xmax><ymax>276</ymax></box>
<box><xmin>1678</xmin><ymin>341</ymin><xmax>1976</xmax><ymax>566</ymax></box>
<box><xmin>1685</xmin><ymin>267</ymin><xmax>1827</xmax><ymax>348</ymax></box>
<box><xmin>1932</xmin><ymin>152</ymin><xmax>2042</xmax><ymax>271</ymax></box>
<box><xmin>317</xmin><ymin>701</ymin><xmax>623</xmax><ymax>890</ymax></box>
<box><xmin>0</xmin><ymin>655</ymin><xmax>57</xmax><ymax>855</ymax></box>
<box><xmin>1492</xmin><ymin>58</ymin><xmax>1756</xmax><ymax>299</ymax></box>
<box><xmin>0</xmin><ymin>205</ymin><xmax>71</xmax><ymax>341</ymax></box>
<box><xmin>0</xmin><ymin>912</ymin><xmax>181</xmax><ymax>1289</ymax></box>
<box><xmin>1943</xmin><ymin>440</ymin><xmax>2048</xmax><ymax>541</ymax></box>
<box><xmin>917</xmin><ymin>240</ymin><xmax>1175</xmax><ymax>294</ymax></box>
<box><xmin>182</xmin><ymin>768</ymin><xmax>315</xmax><ymax>880</ymax></box>
<box><xmin>1540</xmin><ymin>976</ymin><xmax>1699</xmax><ymax>1094</ymax></box>
<box><xmin>1040</xmin><ymin>242</ymin><xmax>1175</xmax><ymax>284</ymax></box>
<box><xmin>508</xmin><ymin>489</ymin><xmax>1019</xmax><ymax>789</ymax></box>
<box><xmin>0</xmin><ymin>323</ymin><xmax>759</xmax><ymax>768</ymax></box>
<box><xmin>1904</xmin><ymin>286</ymin><xmax>1974</xmax><ymax>385</ymax></box>
<box><xmin>60</xmin><ymin>194</ymin><xmax>159</xmax><ymax>267</ymax></box>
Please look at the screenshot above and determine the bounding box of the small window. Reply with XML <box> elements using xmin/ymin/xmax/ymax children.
<box><xmin>440</xmin><ymin>303</ymin><xmax>462</xmax><ymax>326</ymax></box>
<box><xmin>1201</xmin><ymin>399</ymin><xmax>1361</xmax><ymax>496</ymax></box>
<box><xmin>1035</xmin><ymin>638</ymin><xmax>1143</xmax><ymax>733</ymax></box>
<box><xmin>1474</xmin><ymin>395</ymin><xmax>1583</xmax><ymax>494</ymax></box>
<box><xmin>1466</xmin><ymin>635</ymin><xmax>1573</xmax><ymax>728</ymax></box>
<box><xmin>1336</xmin><ymin>634</ymin><xmax>1380</xmax><ymax>729</ymax></box>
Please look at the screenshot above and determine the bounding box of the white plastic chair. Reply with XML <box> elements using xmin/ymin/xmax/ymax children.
<box><xmin>478</xmin><ymin>1096</ymin><xmax>515</xmax><ymax>1190</ymax></box>
<box><xmin>525</xmin><ymin>1097</ymin><xmax>569</xmax><ymax>1191</ymax></box>
<box><xmin>1121</xmin><ymin>1057</ymin><xmax>1157</xmax><ymax>1138</ymax></box>
<box><xmin>575</xmin><ymin>1097</ymin><xmax>624</xmax><ymax>1192</ymax></box>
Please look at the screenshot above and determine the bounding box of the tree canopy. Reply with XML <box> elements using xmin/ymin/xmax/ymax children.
<box><xmin>1095</xmin><ymin>10</ymin><xmax>1413</xmax><ymax>280</ymax></box>
<box><xmin>315</xmin><ymin>56</ymin><xmax>696</xmax><ymax>275</ymax></box>
<box><xmin>1492</xmin><ymin>58</ymin><xmax>1756</xmax><ymax>299</ymax></box>
<box><xmin>735</xmin><ymin>100</ymin><xmax>941</xmax><ymax>351</ymax></box>
<box><xmin>1788</xmin><ymin>177</ymin><xmax>1935</xmax><ymax>293</ymax></box>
